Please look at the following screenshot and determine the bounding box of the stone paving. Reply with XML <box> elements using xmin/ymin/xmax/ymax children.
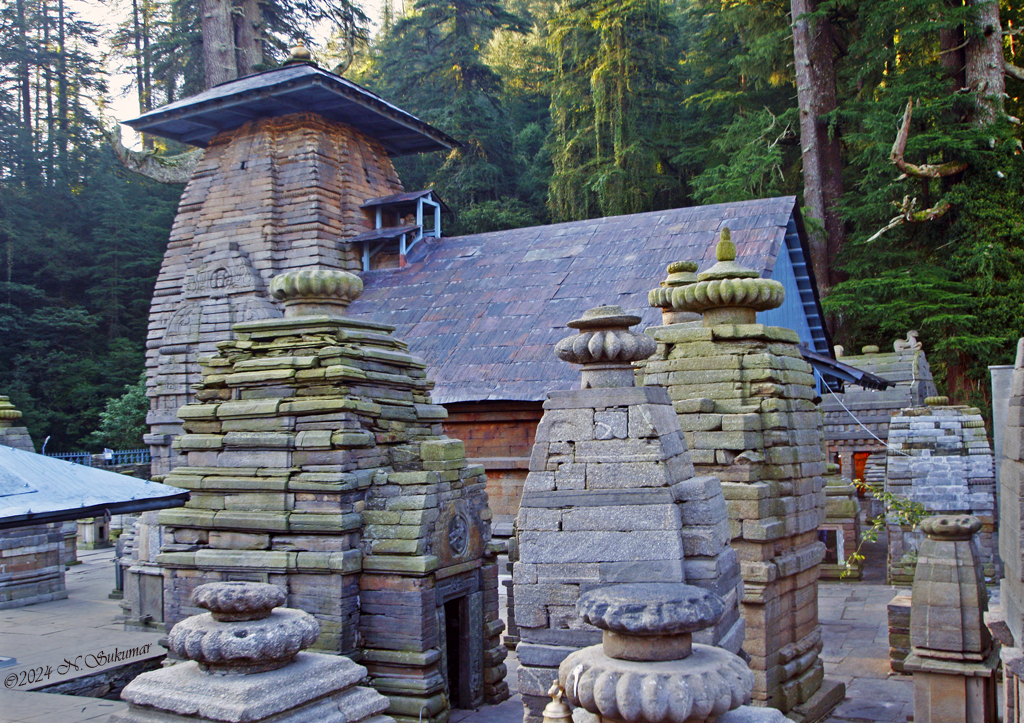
<box><xmin>0</xmin><ymin>546</ymin><xmax>920</xmax><ymax>723</ymax></box>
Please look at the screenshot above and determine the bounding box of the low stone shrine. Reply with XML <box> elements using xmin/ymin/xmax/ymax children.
<box><xmin>819</xmin><ymin>463</ymin><xmax>861</xmax><ymax>579</ymax></box>
<box><xmin>821</xmin><ymin>335</ymin><xmax>938</xmax><ymax>503</ymax></box>
<box><xmin>903</xmin><ymin>515</ymin><xmax>997</xmax><ymax>723</ymax></box>
<box><xmin>558</xmin><ymin>584</ymin><xmax>754</xmax><ymax>723</ymax></box>
<box><xmin>641</xmin><ymin>231</ymin><xmax>839</xmax><ymax>716</ymax></box>
<box><xmin>885</xmin><ymin>397</ymin><xmax>996</xmax><ymax>584</ymax></box>
<box><xmin>149</xmin><ymin>268</ymin><xmax>505</xmax><ymax>722</ymax></box>
<box><xmin>513</xmin><ymin>305</ymin><xmax>745</xmax><ymax>723</ymax></box>
<box><xmin>110</xmin><ymin>581</ymin><xmax>396</xmax><ymax>723</ymax></box>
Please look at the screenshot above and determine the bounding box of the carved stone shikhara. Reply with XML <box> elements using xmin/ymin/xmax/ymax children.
<box><xmin>515</xmin><ymin>305</ymin><xmax>745</xmax><ymax>723</ymax></box>
<box><xmin>904</xmin><ymin>516</ymin><xmax>998</xmax><ymax>723</ymax></box>
<box><xmin>641</xmin><ymin>230</ymin><xmax>838</xmax><ymax>715</ymax></box>
<box><xmin>150</xmin><ymin>267</ymin><xmax>506</xmax><ymax>721</ymax></box>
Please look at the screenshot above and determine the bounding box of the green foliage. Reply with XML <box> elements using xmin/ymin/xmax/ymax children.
<box><xmin>358</xmin><ymin>0</ymin><xmax>531</xmax><ymax>231</ymax></box>
<box><xmin>842</xmin><ymin>478</ymin><xmax>927</xmax><ymax>578</ymax></box>
<box><xmin>547</xmin><ymin>0</ymin><xmax>685</xmax><ymax>220</ymax></box>
<box><xmin>690</xmin><ymin>109</ymin><xmax>799</xmax><ymax>204</ymax></box>
<box><xmin>87</xmin><ymin>374</ymin><xmax>149</xmax><ymax>449</ymax></box>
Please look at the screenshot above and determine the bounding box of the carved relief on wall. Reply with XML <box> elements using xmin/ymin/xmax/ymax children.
<box><xmin>432</xmin><ymin>501</ymin><xmax>483</xmax><ymax>567</ymax></box>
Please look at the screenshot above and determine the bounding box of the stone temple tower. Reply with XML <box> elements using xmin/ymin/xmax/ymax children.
<box><xmin>643</xmin><ymin>230</ymin><xmax>843</xmax><ymax>719</ymax></box>
<box><xmin>125</xmin><ymin>51</ymin><xmax>457</xmax><ymax>478</ymax></box>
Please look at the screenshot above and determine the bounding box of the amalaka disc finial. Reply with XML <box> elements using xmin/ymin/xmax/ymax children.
<box><xmin>555</xmin><ymin>305</ymin><xmax>656</xmax><ymax>390</ymax></box>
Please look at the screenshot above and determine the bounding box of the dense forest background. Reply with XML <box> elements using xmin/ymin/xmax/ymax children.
<box><xmin>2</xmin><ymin>0</ymin><xmax>1024</xmax><ymax>450</ymax></box>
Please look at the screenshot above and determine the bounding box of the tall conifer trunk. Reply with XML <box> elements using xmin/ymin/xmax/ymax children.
<box><xmin>791</xmin><ymin>0</ymin><xmax>844</xmax><ymax>296</ymax></box>
<box><xmin>965</xmin><ymin>0</ymin><xmax>1005</xmax><ymax>125</ymax></box>
<box><xmin>201</xmin><ymin>0</ymin><xmax>237</xmax><ymax>88</ymax></box>
<box><xmin>234</xmin><ymin>0</ymin><xmax>263</xmax><ymax>77</ymax></box>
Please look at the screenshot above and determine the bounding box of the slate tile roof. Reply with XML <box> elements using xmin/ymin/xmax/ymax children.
<box><xmin>347</xmin><ymin>196</ymin><xmax>804</xmax><ymax>404</ymax></box>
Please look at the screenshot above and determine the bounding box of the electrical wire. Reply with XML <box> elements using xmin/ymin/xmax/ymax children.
<box><xmin>815</xmin><ymin>369</ymin><xmax>913</xmax><ymax>458</ymax></box>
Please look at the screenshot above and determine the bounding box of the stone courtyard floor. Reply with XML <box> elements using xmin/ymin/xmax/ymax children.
<box><xmin>0</xmin><ymin>546</ymin><xmax>916</xmax><ymax>723</ymax></box>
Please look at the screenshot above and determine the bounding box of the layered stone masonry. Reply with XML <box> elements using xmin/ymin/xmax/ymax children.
<box><xmin>151</xmin><ymin>269</ymin><xmax>505</xmax><ymax>723</ymax></box>
<box><xmin>145</xmin><ymin>113</ymin><xmax>405</xmax><ymax>478</ymax></box>
<box><xmin>821</xmin><ymin>338</ymin><xmax>937</xmax><ymax>497</ymax></box>
<box><xmin>640</xmin><ymin>234</ymin><xmax>836</xmax><ymax>716</ymax></box>
<box><xmin>885</xmin><ymin>402</ymin><xmax>996</xmax><ymax>584</ymax></box>
<box><xmin>903</xmin><ymin>516</ymin><xmax>998</xmax><ymax>723</ymax></box>
<box><xmin>514</xmin><ymin>305</ymin><xmax>745</xmax><ymax>723</ymax></box>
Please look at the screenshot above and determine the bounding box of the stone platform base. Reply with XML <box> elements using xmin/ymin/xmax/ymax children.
<box><xmin>786</xmin><ymin>678</ymin><xmax>846</xmax><ymax>723</ymax></box>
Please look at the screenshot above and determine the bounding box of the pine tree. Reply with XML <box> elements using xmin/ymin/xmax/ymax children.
<box><xmin>547</xmin><ymin>0</ymin><xmax>684</xmax><ymax>221</ymax></box>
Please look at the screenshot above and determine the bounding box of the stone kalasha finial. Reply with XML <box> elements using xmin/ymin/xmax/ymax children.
<box><xmin>169</xmin><ymin>582</ymin><xmax>319</xmax><ymax>674</ymax></box>
<box><xmin>269</xmin><ymin>267</ymin><xmax>363</xmax><ymax>318</ymax></box>
<box><xmin>0</xmin><ymin>396</ymin><xmax>22</xmax><ymax>421</ymax></box>
<box><xmin>924</xmin><ymin>395</ymin><xmax>950</xmax><ymax>407</ymax></box>
<box><xmin>660</xmin><ymin>228</ymin><xmax>784</xmax><ymax>327</ymax></box>
<box><xmin>559</xmin><ymin>584</ymin><xmax>752</xmax><ymax>723</ymax></box>
<box><xmin>920</xmin><ymin>515</ymin><xmax>983</xmax><ymax>541</ymax></box>
<box><xmin>555</xmin><ymin>306</ymin><xmax>657</xmax><ymax>390</ymax></box>
<box><xmin>649</xmin><ymin>261</ymin><xmax>701</xmax><ymax>325</ymax></box>
<box><xmin>285</xmin><ymin>42</ymin><xmax>315</xmax><ymax>65</ymax></box>
<box><xmin>862</xmin><ymin>345</ymin><xmax>880</xmax><ymax>355</ymax></box>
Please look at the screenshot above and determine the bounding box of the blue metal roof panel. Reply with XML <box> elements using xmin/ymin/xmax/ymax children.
<box><xmin>123</xmin><ymin>63</ymin><xmax>459</xmax><ymax>156</ymax></box>
<box><xmin>0</xmin><ymin>446</ymin><xmax>188</xmax><ymax>529</ymax></box>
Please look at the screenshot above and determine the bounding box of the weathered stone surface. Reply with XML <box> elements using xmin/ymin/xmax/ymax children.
<box><xmin>905</xmin><ymin>514</ymin><xmax>998</xmax><ymax>723</ymax></box>
<box><xmin>640</xmin><ymin>238</ymin><xmax>834</xmax><ymax>715</ymax></box>
<box><xmin>141</xmin><ymin>263</ymin><xmax>504</xmax><ymax>721</ymax></box>
<box><xmin>514</xmin><ymin>305</ymin><xmax>744</xmax><ymax>723</ymax></box>
<box><xmin>884</xmin><ymin>405</ymin><xmax>997</xmax><ymax>583</ymax></box>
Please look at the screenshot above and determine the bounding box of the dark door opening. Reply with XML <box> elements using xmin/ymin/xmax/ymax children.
<box><xmin>444</xmin><ymin>598</ymin><xmax>466</xmax><ymax>708</ymax></box>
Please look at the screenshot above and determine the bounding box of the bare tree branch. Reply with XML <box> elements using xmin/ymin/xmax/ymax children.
<box><xmin>1005</xmin><ymin>57</ymin><xmax>1024</xmax><ymax>81</ymax></box>
<box><xmin>102</xmin><ymin>122</ymin><xmax>201</xmax><ymax>185</ymax></box>
<box><xmin>890</xmin><ymin>98</ymin><xmax>969</xmax><ymax>178</ymax></box>
<box><xmin>865</xmin><ymin>196</ymin><xmax>953</xmax><ymax>243</ymax></box>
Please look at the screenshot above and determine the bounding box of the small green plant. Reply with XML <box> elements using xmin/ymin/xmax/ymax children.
<box><xmin>841</xmin><ymin>478</ymin><xmax>927</xmax><ymax>579</ymax></box>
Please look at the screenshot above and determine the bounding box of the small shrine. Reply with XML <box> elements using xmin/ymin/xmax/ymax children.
<box><xmin>149</xmin><ymin>267</ymin><xmax>506</xmax><ymax>722</ymax></box>
<box><xmin>513</xmin><ymin>304</ymin><xmax>745</xmax><ymax>723</ymax></box>
<box><xmin>885</xmin><ymin>397</ymin><xmax>997</xmax><ymax>584</ymax></box>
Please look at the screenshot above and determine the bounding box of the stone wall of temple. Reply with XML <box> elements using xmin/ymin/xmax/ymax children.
<box><xmin>885</xmin><ymin>402</ymin><xmax>996</xmax><ymax>584</ymax></box>
<box><xmin>145</xmin><ymin>113</ymin><xmax>405</xmax><ymax>478</ymax></box>
<box><xmin>0</xmin><ymin>522</ymin><xmax>67</xmax><ymax>610</ymax></box>
<box><xmin>998</xmin><ymin>339</ymin><xmax>1024</xmax><ymax>723</ymax></box>
<box><xmin>153</xmin><ymin>269</ymin><xmax>505</xmax><ymax>723</ymax></box>
<box><xmin>641</xmin><ymin>235</ymin><xmax>840</xmax><ymax>718</ymax></box>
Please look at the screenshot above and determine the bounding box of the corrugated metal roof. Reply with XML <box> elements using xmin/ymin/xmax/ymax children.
<box><xmin>347</xmin><ymin>196</ymin><xmax>830</xmax><ymax>404</ymax></box>
<box><xmin>123</xmin><ymin>63</ymin><xmax>459</xmax><ymax>156</ymax></box>
<box><xmin>0</xmin><ymin>446</ymin><xmax>188</xmax><ymax>529</ymax></box>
